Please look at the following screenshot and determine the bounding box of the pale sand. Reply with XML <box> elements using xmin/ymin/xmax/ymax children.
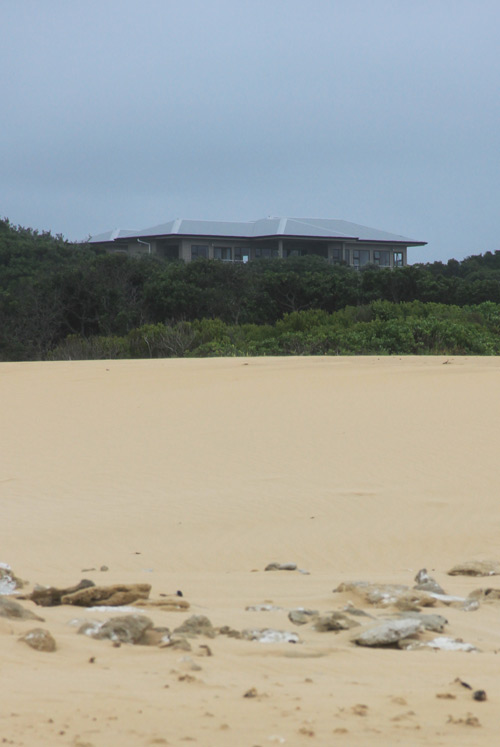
<box><xmin>2</xmin><ymin>356</ymin><xmax>500</xmax><ymax>745</ymax></box>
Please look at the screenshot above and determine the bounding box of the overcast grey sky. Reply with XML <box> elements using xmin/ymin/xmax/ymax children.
<box><xmin>2</xmin><ymin>0</ymin><xmax>499</xmax><ymax>263</ymax></box>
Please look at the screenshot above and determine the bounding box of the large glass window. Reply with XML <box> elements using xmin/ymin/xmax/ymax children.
<box><xmin>213</xmin><ymin>246</ymin><xmax>232</xmax><ymax>261</ymax></box>
<box><xmin>352</xmin><ymin>249</ymin><xmax>370</xmax><ymax>267</ymax></box>
<box><xmin>373</xmin><ymin>250</ymin><xmax>390</xmax><ymax>266</ymax></box>
<box><xmin>394</xmin><ymin>251</ymin><xmax>404</xmax><ymax>267</ymax></box>
<box><xmin>191</xmin><ymin>244</ymin><xmax>209</xmax><ymax>259</ymax></box>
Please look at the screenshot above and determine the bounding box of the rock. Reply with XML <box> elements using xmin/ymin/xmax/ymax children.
<box><xmin>241</xmin><ymin>628</ymin><xmax>300</xmax><ymax>644</ymax></box>
<box><xmin>448</xmin><ymin>560</ymin><xmax>500</xmax><ymax>577</ymax></box>
<box><xmin>174</xmin><ymin>615</ymin><xmax>216</xmax><ymax>638</ymax></box>
<box><xmin>217</xmin><ymin>625</ymin><xmax>242</xmax><ymax>639</ymax></box>
<box><xmin>394</xmin><ymin>590</ymin><xmax>437</xmax><ymax>611</ymax></box>
<box><xmin>137</xmin><ymin>597</ymin><xmax>190</xmax><ymax>611</ymax></box>
<box><xmin>19</xmin><ymin>628</ymin><xmax>56</xmax><ymax>652</ymax></box>
<box><xmin>425</xmin><ymin>636</ymin><xmax>478</xmax><ymax>652</ymax></box>
<box><xmin>341</xmin><ymin>603</ymin><xmax>374</xmax><ymax>618</ymax></box>
<box><xmin>413</xmin><ymin>568</ymin><xmax>446</xmax><ymax>595</ymax></box>
<box><xmin>0</xmin><ymin>597</ymin><xmax>44</xmax><ymax>621</ymax></box>
<box><xmin>452</xmin><ymin>598</ymin><xmax>480</xmax><ymax>612</ymax></box>
<box><xmin>265</xmin><ymin>562</ymin><xmax>297</xmax><ymax>571</ymax></box>
<box><xmin>81</xmin><ymin>614</ymin><xmax>155</xmax><ymax>644</ymax></box>
<box><xmin>469</xmin><ymin>588</ymin><xmax>500</xmax><ymax>601</ymax></box>
<box><xmin>354</xmin><ymin>619</ymin><xmax>422</xmax><ymax>647</ymax></box>
<box><xmin>473</xmin><ymin>690</ymin><xmax>487</xmax><ymax>702</ymax></box>
<box><xmin>400</xmin><ymin>636</ymin><xmax>480</xmax><ymax>652</ymax></box>
<box><xmin>313</xmin><ymin>612</ymin><xmax>360</xmax><ymax>632</ymax></box>
<box><xmin>160</xmin><ymin>635</ymin><xmax>192</xmax><ymax>651</ymax></box>
<box><xmin>397</xmin><ymin>612</ymin><xmax>448</xmax><ymax>632</ymax></box>
<box><xmin>288</xmin><ymin>608</ymin><xmax>318</xmax><ymax>626</ymax></box>
<box><xmin>61</xmin><ymin>583</ymin><xmax>151</xmax><ymax>607</ymax></box>
<box><xmin>246</xmin><ymin>604</ymin><xmax>283</xmax><ymax>612</ymax></box>
<box><xmin>30</xmin><ymin>579</ymin><xmax>95</xmax><ymax>607</ymax></box>
<box><xmin>196</xmin><ymin>644</ymin><xmax>212</xmax><ymax>656</ymax></box>
<box><xmin>334</xmin><ymin>581</ymin><xmax>434</xmax><ymax>609</ymax></box>
<box><xmin>0</xmin><ymin>564</ymin><xmax>24</xmax><ymax>594</ymax></box>
<box><xmin>243</xmin><ymin>687</ymin><xmax>258</xmax><ymax>698</ymax></box>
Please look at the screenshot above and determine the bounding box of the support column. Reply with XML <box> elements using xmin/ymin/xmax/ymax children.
<box><xmin>278</xmin><ymin>239</ymin><xmax>283</xmax><ymax>258</ymax></box>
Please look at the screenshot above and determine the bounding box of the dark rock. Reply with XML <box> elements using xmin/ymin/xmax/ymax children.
<box><xmin>0</xmin><ymin>597</ymin><xmax>44</xmax><ymax>621</ymax></box>
<box><xmin>313</xmin><ymin>612</ymin><xmax>360</xmax><ymax>632</ymax></box>
<box><xmin>19</xmin><ymin>628</ymin><xmax>56</xmax><ymax>652</ymax></box>
<box><xmin>30</xmin><ymin>579</ymin><xmax>95</xmax><ymax>607</ymax></box>
<box><xmin>217</xmin><ymin>625</ymin><xmax>242</xmax><ymax>639</ymax></box>
<box><xmin>473</xmin><ymin>690</ymin><xmax>487</xmax><ymax>702</ymax></box>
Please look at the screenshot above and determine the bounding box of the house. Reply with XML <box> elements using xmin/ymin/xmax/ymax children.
<box><xmin>89</xmin><ymin>217</ymin><xmax>426</xmax><ymax>267</ymax></box>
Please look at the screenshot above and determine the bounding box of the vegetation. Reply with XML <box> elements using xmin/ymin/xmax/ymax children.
<box><xmin>2</xmin><ymin>217</ymin><xmax>500</xmax><ymax>360</ymax></box>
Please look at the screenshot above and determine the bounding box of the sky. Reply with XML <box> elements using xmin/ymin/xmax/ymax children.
<box><xmin>2</xmin><ymin>0</ymin><xmax>500</xmax><ymax>264</ymax></box>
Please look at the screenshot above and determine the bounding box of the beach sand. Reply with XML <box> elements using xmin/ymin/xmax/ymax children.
<box><xmin>2</xmin><ymin>356</ymin><xmax>500</xmax><ymax>745</ymax></box>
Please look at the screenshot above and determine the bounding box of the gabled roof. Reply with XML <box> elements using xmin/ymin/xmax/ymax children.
<box><xmin>90</xmin><ymin>217</ymin><xmax>425</xmax><ymax>245</ymax></box>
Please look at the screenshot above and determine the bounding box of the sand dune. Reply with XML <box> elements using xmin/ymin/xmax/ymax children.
<box><xmin>2</xmin><ymin>356</ymin><xmax>500</xmax><ymax>745</ymax></box>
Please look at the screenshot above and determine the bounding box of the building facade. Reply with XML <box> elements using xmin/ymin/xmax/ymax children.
<box><xmin>89</xmin><ymin>217</ymin><xmax>425</xmax><ymax>267</ymax></box>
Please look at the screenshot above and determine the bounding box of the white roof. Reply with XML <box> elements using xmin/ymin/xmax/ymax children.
<box><xmin>90</xmin><ymin>217</ymin><xmax>425</xmax><ymax>245</ymax></box>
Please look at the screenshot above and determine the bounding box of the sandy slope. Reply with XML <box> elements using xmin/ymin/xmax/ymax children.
<box><xmin>2</xmin><ymin>356</ymin><xmax>500</xmax><ymax>746</ymax></box>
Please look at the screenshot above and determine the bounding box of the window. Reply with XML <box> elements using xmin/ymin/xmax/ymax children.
<box><xmin>234</xmin><ymin>247</ymin><xmax>250</xmax><ymax>262</ymax></box>
<box><xmin>373</xmin><ymin>250</ymin><xmax>390</xmax><ymax>267</ymax></box>
<box><xmin>331</xmin><ymin>247</ymin><xmax>342</xmax><ymax>264</ymax></box>
<box><xmin>352</xmin><ymin>249</ymin><xmax>370</xmax><ymax>267</ymax></box>
<box><xmin>191</xmin><ymin>244</ymin><xmax>208</xmax><ymax>259</ymax></box>
<box><xmin>156</xmin><ymin>241</ymin><xmax>179</xmax><ymax>260</ymax></box>
<box><xmin>255</xmin><ymin>246</ymin><xmax>278</xmax><ymax>259</ymax></box>
<box><xmin>214</xmin><ymin>246</ymin><xmax>232</xmax><ymax>261</ymax></box>
<box><xmin>394</xmin><ymin>251</ymin><xmax>404</xmax><ymax>267</ymax></box>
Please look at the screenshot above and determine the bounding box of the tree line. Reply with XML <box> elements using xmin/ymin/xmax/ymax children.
<box><xmin>2</xmin><ymin>217</ymin><xmax>500</xmax><ymax>360</ymax></box>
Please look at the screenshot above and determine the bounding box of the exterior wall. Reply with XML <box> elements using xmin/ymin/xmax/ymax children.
<box><xmin>106</xmin><ymin>237</ymin><xmax>409</xmax><ymax>267</ymax></box>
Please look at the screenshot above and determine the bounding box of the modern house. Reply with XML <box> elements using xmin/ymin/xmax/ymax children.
<box><xmin>89</xmin><ymin>217</ymin><xmax>425</xmax><ymax>268</ymax></box>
